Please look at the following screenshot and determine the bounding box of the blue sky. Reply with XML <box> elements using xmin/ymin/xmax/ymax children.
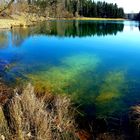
<box><xmin>95</xmin><ymin>0</ymin><xmax>140</xmax><ymax>13</ymax></box>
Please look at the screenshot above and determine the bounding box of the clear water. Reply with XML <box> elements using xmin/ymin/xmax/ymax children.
<box><xmin>0</xmin><ymin>20</ymin><xmax>140</xmax><ymax>119</ymax></box>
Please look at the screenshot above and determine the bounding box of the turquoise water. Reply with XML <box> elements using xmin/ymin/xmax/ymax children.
<box><xmin>0</xmin><ymin>20</ymin><xmax>140</xmax><ymax>119</ymax></box>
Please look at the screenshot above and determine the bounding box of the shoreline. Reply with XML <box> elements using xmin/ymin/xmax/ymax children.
<box><xmin>49</xmin><ymin>17</ymin><xmax>125</xmax><ymax>21</ymax></box>
<box><xmin>0</xmin><ymin>13</ymin><xmax>46</xmax><ymax>29</ymax></box>
<box><xmin>0</xmin><ymin>19</ymin><xmax>27</xmax><ymax>29</ymax></box>
<box><xmin>0</xmin><ymin>18</ymin><xmax>45</xmax><ymax>29</ymax></box>
<box><xmin>0</xmin><ymin>17</ymin><xmax>126</xmax><ymax>29</ymax></box>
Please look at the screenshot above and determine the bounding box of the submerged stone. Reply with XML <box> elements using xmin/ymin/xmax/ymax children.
<box><xmin>0</xmin><ymin>60</ymin><xmax>9</xmax><ymax>73</ymax></box>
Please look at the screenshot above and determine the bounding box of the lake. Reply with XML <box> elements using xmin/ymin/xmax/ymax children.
<box><xmin>0</xmin><ymin>20</ymin><xmax>140</xmax><ymax>121</ymax></box>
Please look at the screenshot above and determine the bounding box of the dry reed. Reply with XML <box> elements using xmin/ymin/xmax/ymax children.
<box><xmin>0</xmin><ymin>83</ymin><xmax>77</xmax><ymax>140</ymax></box>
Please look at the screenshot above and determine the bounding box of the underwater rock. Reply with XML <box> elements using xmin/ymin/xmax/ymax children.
<box><xmin>0</xmin><ymin>60</ymin><xmax>10</xmax><ymax>72</ymax></box>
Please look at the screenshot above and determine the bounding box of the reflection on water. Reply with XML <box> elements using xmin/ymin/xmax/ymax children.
<box><xmin>0</xmin><ymin>20</ymin><xmax>125</xmax><ymax>48</ymax></box>
<box><xmin>0</xmin><ymin>31</ymin><xmax>9</xmax><ymax>48</ymax></box>
<box><xmin>0</xmin><ymin>20</ymin><xmax>140</xmax><ymax>120</ymax></box>
<box><xmin>11</xmin><ymin>28</ymin><xmax>32</xmax><ymax>47</ymax></box>
<box><xmin>35</xmin><ymin>20</ymin><xmax>124</xmax><ymax>37</ymax></box>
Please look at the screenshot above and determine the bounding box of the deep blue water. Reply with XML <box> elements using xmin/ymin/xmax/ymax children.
<box><xmin>0</xmin><ymin>20</ymin><xmax>140</xmax><ymax>119</ymax></box>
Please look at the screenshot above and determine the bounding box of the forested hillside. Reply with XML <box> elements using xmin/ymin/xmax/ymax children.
<box><xmin>0</xmin><ymin>0</ymin><xmax>124</xmax><ymax>18</ymax></box>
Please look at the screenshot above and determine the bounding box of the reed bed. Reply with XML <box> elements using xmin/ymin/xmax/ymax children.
<box><xmin>0</xmin><ymin>83</ymin><xmax>77</xmax><ymax>140</ymax></box>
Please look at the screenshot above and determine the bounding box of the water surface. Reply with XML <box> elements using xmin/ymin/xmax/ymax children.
<box><xmin>0</xmin><ymin>20</ymin><xmax>140</xmax><ymax>119</ymax></box>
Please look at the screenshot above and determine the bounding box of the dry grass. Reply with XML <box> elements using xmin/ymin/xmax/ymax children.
<box><xmin>130</xmin><ymin>105</ymin><xmax>140</xmax><ymax>126</ymax></box>
<box><xmin>131</xmin><ymin>105</ymin><xmax>140</xmax><ymax>122</ymax></box>
<box><xmin>96</xmin><ymin>133</ymin><xmax>124</xmax><ymax>140</ymax></box>
<box><xmin>0</xmin><ymin>106</ymin><xmax>10</xmax><ymax>140</ymax></box>
<box><xmin>49</xmin><ymin>17</ymin><xmax>125</xmax><ymax>21</ymax></box>
<box><xmin>0</xmin><ymin>84</ymin><xmax>77</xmax><ymax>140</ymax></box>
<box><xmin>0</xmin><ymin>16</ymin><xmax>124</xmax><ymax>29</ymax></box>
<box><xmin>74</xmin><ymin>17</ymin><xmax>125</xmax><ymax>21</ymax></box>
<box><xmin>0</xmin><ymin>19</ymin><xmax>23</xmax><ymax>29</ymax></box>
<box><xmin>130</xmin><ymin>105</ymin><xmax>140</xmax><ymax>138</ymax></box>
<box><xmin>0</xmin><ymin>13</ymin><xmax>46</xmax><ymax>29</ymax></box>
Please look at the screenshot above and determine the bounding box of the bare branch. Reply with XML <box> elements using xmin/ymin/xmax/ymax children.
<box><xmin>0</xmin><ymin>0</ymin><xmax>14</xmax><ymax>14</ymax></box>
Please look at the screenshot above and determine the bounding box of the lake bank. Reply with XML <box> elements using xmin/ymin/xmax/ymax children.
<box><xmin>0</xmin><ymin>19</ymin><xmax>26</xmax><ymax>29</ymax></box>
<box><xmin>49</xmin><ymin>17</ymin><xmax>125</xmax><ymax>21</ymax></box>
<box><xmin>0</xmin><ymin>17</ymin><xmax>125</xmax><ymax>29</ymax></box>
<box><xmin>0</xmin><ymin>13</ymin><xmax>46</xmax><ymax>29</ymax></box>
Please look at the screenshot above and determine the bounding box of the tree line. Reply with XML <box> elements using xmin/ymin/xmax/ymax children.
<box><xmin>31</xmin><ymin>0</ymin><xmax>124</xmax><ymax>18</ymax></box>
<box><xmin>0</xmin><ymin>0</ymin><xmax>124</xmax><ymax>18</ymax></box>
<box><xmin>135</xmin><ymin>12</ymin><xmax>140</xmax><ymax>21</ymax></box>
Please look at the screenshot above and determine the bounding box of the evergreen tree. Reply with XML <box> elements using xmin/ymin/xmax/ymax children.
<box><xmin>135</xmin><ymin>12</ymin><xmax>140</xmax><ymax>21</ymax></box>
<box><xmin>0</xmin><ymin>0</ymin><xmax>125</xmax><ymax>18</ymax></box>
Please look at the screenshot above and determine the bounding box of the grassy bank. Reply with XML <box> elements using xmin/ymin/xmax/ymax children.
<box><xmin>0</xmin><ymin>19</ymin><xmax>25</xmax><ymax>29</ymax></box>
<box><xmin>0</xmin><ymin>13</ymin><xmax>46</xmax><ymax>29</ymax></box>
<box><xmin>49</xmin><ymin>17</ymin><xmax>125</xmax><ymax>21</ymax></box>
<box><xmin>0</xmin><ymin>16</ymin><xmax>125</xmax><ymax>29</ymax></box>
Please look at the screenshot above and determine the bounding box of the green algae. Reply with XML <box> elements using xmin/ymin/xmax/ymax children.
<box><xmin>27</xmin><ymin>53</ymin><xmax>100</xmax><ymax>97</ymax></box>
<box><xmin>26</xmin><ymin>54</ymin><xmax>128</xmax><ymax>118</ymax></box>
<box><xmin>95</xmin><ymin>71</ymin><xmax>126</xmax><ymax>118</ymax></box>
<box><xmin>96</xmin><ymin>71</ymin><xmax>125</xmax><ymax>102</ymax></box>
<box><xmin>1</xmin><ymin>53</ymin><xmax>128</xmax><ymax>118</ymax></box>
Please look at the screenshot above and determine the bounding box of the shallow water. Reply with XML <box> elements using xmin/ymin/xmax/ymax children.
<box><xmin>0</xmin><ymin>20</ymin><xmax>140</xmax><ymax>119</ymax></box>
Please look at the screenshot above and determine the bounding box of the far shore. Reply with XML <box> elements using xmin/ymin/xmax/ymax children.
<box><xmin>0</xmin><ymin>17</ymin><xmax>126</xmax><ymax>29</ymax></box>
<box><xmin>0</xmin><ymin>13</ymin><xmax>46</xmax><ymax>29</ymax></box>
<box><xmin>0</xmin><ymin>19</ymin><xmax>26</xmax><ymax>29</ymax></box>
<box><xmin>0</xmin><ymin>18</ymin><xmax>44</xmax><ymax>29</ymax></box>
<box><xmin>49</xmin><ymin>17</ymin><xmax>126</xmax><ymax>21</ymax></box>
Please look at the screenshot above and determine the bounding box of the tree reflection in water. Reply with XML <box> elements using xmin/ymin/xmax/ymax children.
<box><xmin>0</xmin><ymin>31</ymin><xmax>9</xmax><ymax>48</ymax></box>
<box><xmin>0</xmin><ymin>20</ymin><xmax>125</xmax><ymax>48</ymax></box>
<box><xmin>36</xmin><ymin>20</ymin><xmax>124</xmax><ymax>37</ymax></box>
